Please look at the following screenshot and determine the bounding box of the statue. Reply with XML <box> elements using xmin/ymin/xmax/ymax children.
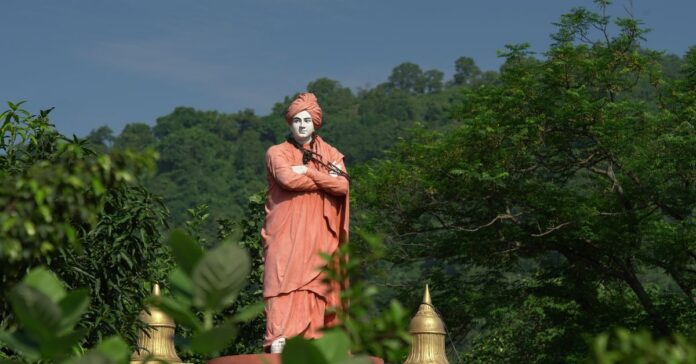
<box><xmin>261</xmin><ymin>92</ymin><xmax>350</xmax><ymax>353</ymax></box>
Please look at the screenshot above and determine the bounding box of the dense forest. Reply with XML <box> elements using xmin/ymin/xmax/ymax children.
<box><xmin>2</xmin><ymin>2</ymin><xmax>695</xmax><ymax>363</ymax></box>
<box><xmin>84</xmin><ymin>63</ymin><xmax>464</xmax><ymax>234</ymax></box>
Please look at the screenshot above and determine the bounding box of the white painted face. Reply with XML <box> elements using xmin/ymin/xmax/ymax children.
<box><xmin>290</xmin><ymin>110</ymin><xmax>315</xmax><ymax>143</ymax></box>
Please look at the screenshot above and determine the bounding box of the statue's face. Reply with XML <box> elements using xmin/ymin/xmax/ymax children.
<box><xmin>290</xmin><ymin>110</ymin><xmax>314</xmax><ymax>142</ymax></box>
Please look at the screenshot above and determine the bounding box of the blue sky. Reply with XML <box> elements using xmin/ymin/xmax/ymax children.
<box><xmin>3</xmin><ymin>0</ymin><xmax>695</xmax><ymax>137</ymax></box>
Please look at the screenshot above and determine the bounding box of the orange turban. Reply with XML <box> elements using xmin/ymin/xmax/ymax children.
<box><xmin>285</xmin><ymin>92</ymin><xmax>323</xmax><ymax>129</ymax></box>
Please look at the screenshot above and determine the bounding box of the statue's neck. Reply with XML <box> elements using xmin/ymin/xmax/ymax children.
<box><xmin>293</xmin><ymin>135</ymin><xmax>312</xmax><ymax>146</ymax></box>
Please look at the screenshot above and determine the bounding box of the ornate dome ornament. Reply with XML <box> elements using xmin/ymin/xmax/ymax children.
<box><xmin>404</xmin><ymin>285</ymin><xmax>449</xmax><ymax>364</ymax></box>
<box><xmin>131</xmin><ymin>283</ymin><xmax>183</xmax><ymax>364</ymax></box>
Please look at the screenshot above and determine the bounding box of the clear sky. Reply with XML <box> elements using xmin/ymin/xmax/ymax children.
<box><xmin>3</xmin><ymin>0</ymin><xmax>695</xmax><ymax>137</ymax></box>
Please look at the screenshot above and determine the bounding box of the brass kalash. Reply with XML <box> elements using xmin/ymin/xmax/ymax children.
<box><xmin>404</xmin><ymin>285</ymin><xmax>449</xmax><ymax>364</ymax></box>
<box><xmin>130</xmin><ymin>284</ymin><xmax>183</xmax><ymax>364</ymax></box>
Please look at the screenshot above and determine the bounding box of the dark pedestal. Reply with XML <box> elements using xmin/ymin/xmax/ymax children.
<box><xmin>208</xmin><ymin>354</ymin><xmax>384</xmax><ymax>364</ymax></box>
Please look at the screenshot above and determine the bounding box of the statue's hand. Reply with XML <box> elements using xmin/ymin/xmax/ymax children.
<box><xmin>329</xmin><ymin>161</ymin><xmax>342</xmax><ymax>177</ymax></box>
<box><xmin>292</xmin><ymin>165</ymin><xmax>308</xmax><ymax>174</ymax></box>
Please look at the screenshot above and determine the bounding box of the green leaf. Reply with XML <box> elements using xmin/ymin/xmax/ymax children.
<box><xmin>95</xmin><ymin>336</ymin><xmax>130</xmax><ymax>359</ymax></box>
<box><xmin>168</xmin><ymin>229</ymin><xmax>204</xmax><ymax>276</ymax></box>
<box><xmin>313</xmin><ymin>330</ymin><xmax>351</xmax><ymax>363</ymax></box>
<box><xmin>147</xmin><ymin>295</ymin><xmax>202</xmax><ymax>332</ymax></box>
<box><xmin>41</xmin><ymin>328</ymin><xmax>88</xmax><ymax>360</ymax></box>
<box><xmin>66</xmin><ymin>336</ymin><xmax>129</xmax><ymax>364</ymax></box>
<box><xmin>58</xmin><ymin>289</ymin><xmax>90</xmax><ymax>331</ymax></box>
<box><xmin>188</xmin><ymin>323</ymin><xmax>238</xmax><ymax>354</ymax></box>
<box><xmin>91</xmin><ymin>178</ymin><xmax>105</xmax><ymax>195</ymax></box>
<box><xmin>9</xmin><ymin>284</ymin><xmax>62</xmax><ymax>343</ymax></box>
<box><xmin>169</xmin><ymin>267</ymin><xmax>194</xmax><ymax>305</ymax></box>
<box><xmin>0</xmin><ymin>330</ymin><xmax>40</xmax><ymax>361</ymax></box>
<box><xmin>22</xmin><ymin>267</ymin><xmax>66</xmax><ymax>302</ymax></box>
<box><xmin>230</xmin><ymin>302</ymin><xmax>265</xmax><ymax>323</ymax></box>
<box><xmin>282</xmin><ymin>336</ymin><xmax>329</xmax><ymax>364</ymax></box>
<box><xmin>192</xmin><ymin>242</ymin><xmax>250</xmax><ymax>311</ymax></box>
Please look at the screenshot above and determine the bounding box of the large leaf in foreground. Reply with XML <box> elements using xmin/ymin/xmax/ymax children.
<box><xmin>57</xmin><ymin>289</ymin><xmax>90</xmax><ymax>331</ymax></box>
<box><xmin>147</xmin><ymin>295</ymin><xmax>202</xmax><ymax>332</ymax></box>
<box><xmin>63</xmin><ymin>336</ymin><xmax>129</xmax><ymax>364</ymax></box>
<box><xmin>9</xmin><ymin>285</ymin><xmax>62</xmax><ymax>343</ymax></box>
<box><xmin>0</xmin><ymin>330</ymin><xmax>39</xmax><ymax>361</ymax></box>
<box><xmin>282</xmin><ymin>336</ymin><xmax>328</xmax><ymax>364</ymax></box>
<box><xmin>168</xmin><ymin>228</ymin><xmax>204</xmax><ymax>276</ymax></box>
<box><xmin>192</xmin><ymin>242</ymin><xmax>250</xmax><ymax>311</ymax></box>
<box><xmin>188</xmin><ymin>323</ymin><xmax>238</xmax><ymax>354</ymax></box>
<box><xmin>22</xmin><ymin>267</ymin><xmax>66</xmax><ymax>303</ymax></box>
<box><xmin>313</xmin><ymin>330</ymin><xmax>351</xmax><ymax>364</ymax></box>
<box><xmin>41</xmin><ymin>328</ymin><xmax>88</xmax><ymax>361</ymax></box>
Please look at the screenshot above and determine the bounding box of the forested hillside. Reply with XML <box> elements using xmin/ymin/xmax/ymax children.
<box><xmin>86</xmin><ymin>61</ymin><xmax>478</xmax><ymax>234</ymax></box>
<box><xmin>86</xmin><ymin>53</ymin><xmax>684</xmax><ymax>241</ymax></box>
<box><xmin>78</xmin><ymin>4</ymin><xmax>696</xmax><ymax>362</ymax></box>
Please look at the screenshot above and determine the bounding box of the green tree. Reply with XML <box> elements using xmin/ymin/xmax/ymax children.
<box><xmin>593</xmin><ymin>328</ymin><xmax>696</xmax><ymax>364</ymax></box>
<box><xmin>0</xmin><ymin>267</ymin><xmax>130</xmax><ymax>363</ymax></box>
<box><xmin>452</xmin><ymin>56</ymin><xmax>482</xmax><ymax>86</ymax></box>
<box><xmin>0</xmin><ymin>103</ymin><xmax>170</xmax><ymax>355</ymax></box>
<box><xmin>85</xmin><ymin>125</ymin><xmax>114</xmax><ymax>153</ymax></box>
<box><xmin>112</xmin><ymin>123</ymin><xmax>156</xmax><ymax>151</ymax></box>
<box><xmin>423</xmin><ymin>69</ymin><xmax>444</xmax><ymax>93</ymax></box>
<box><xmin>387</xmin><ymin>62</ymin><xmax>426</xmax><ymax>94</ymax></box>
<box><xmin>354</xmin><ymin>3</ymin><xmax>696</xmax><ymax>362</ymax></box>
<box><xmin>150</xmin><ymin>109</ymin><xmax>269</xmax><ymax>235</ymax></box>
<box><xmin>307</xmin><ymin>78</ymin><xmax>356</xmax><ymax>115</ymax></box>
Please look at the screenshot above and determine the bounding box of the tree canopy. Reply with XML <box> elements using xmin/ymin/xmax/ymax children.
<box><xmin>354</xmin><ymin>6</ymin><xmax>696</xmax><ymax>363</ymax></box>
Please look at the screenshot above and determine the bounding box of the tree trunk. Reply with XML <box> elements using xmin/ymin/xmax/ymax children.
<box><xmin>557</xmin><ymin>247</ymin><xmax>673</xmax><ymax>335</ymax></box>
<box><xmin>622</xmin><ymin>267</ymin><xmax>672</xmax><ymax>336</ymax></box>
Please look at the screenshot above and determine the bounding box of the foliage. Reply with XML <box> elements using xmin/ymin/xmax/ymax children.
<box><xmin>452</xmin><ymin>56</ymin><xmax>482</xmax><ymax>86</ymax></box>
<box><xmin>386</xmin><ymin>62</ymin><xmax>444</xmax><ymax>95</ymax></box>
<box><xmin>218</xmin><ymin>192</ymin><xmax>267</xmax><ymax>354</ymax></box>
<box><xmin>151</xmin><ymin>108</ymin><xmax>270</xmax><ymax>237</ymax></box>
<box><xmin>184</xmin><ymin>204</ymin><xmax>211</xmax><ymax>247</ymax></box>
<box><xmin>322</xmin><ymin>231</ymin><xmax>412</xmax><ymax>363</ymax></box>
<box><xmin>113</xmin><ymin>123</ymin><xmax>156</xmax><ymax>151</ymax></box>
<box><xmin>153</xmin><ymin>227</ymin><xmax>381</xmax><ymax>364</ymax></box>
<box><xmin>0</xmin><ymin>228</ymin><xmax>262</xmax><ymax>364</ymax></box>
<box><xmin>149</xmin><ymin>229</ymin><xmax>262</xmax><ymax>356</ymax></box>
<box><xmin>593</xmin><ymin>328</ymin><xmax>696</xmax><ymax>364</ymax></box>
<box><xmin>0</xmin><ymin>103</ymin><xmax>170</xmax><ymax>356</ymax></box>
<box><xmin>353</xmin><ymin>3</ymin><xmax>696</xmax><ymax>363</ymax></box>
<box><xmin>0</xmin><ymin>267</ymin><xmax>129</xmax><ymax>364</ymax></box>
<box><xmin>48</xmin><ymin>183</ymin><xmax>171</xmax><ymax>346</ymax></box>
<box><xmin>0</xmin><ymin>103</ymin><xmax>154</xmax><ymax>263</ymax></box>
<box><xmin>83</xmin><ymin>125</ymin><xmax>114</xmax><ymax>154</ymax></box>
<box><xmin>282</xmin><ymin>330</ymin><xmax>371</xmax><ymax>364</ymax></box>
<box><xmin>168</xmin><ymin>194</ymin><xmax>266</xmax><ymax>359</ymax></box>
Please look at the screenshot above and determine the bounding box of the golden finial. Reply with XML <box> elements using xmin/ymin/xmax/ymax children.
<box><xmin>404</xmin><ymin>284</ymin><xmax>449</xmax><ymax>364</ymax></box>
<box><xmin>131</xmin><ymin>283</ymin><xmax>183</xmax><ymax>364</ymax></box>
<box><xmin>152</xmin><ymin>283</ymin><xmax>161</xmax><ymax>296</ymax></box>
<box><xmin>423</xmin><ymin>284</ymin><xmax>432</xmax><ymax>305</ymax></box>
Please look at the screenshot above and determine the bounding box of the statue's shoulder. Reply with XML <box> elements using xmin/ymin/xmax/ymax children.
<box><xmin>317</xmin><ymin>137</ymin><xmax>345</xmax><ymax>161</ymax></box>
<box><xmin>266</xmin><ymin>141</ymin><xmax>292</xmax><ymax>157</ymax></box>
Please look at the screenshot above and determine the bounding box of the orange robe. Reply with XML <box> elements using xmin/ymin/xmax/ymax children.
<box><xmin>261</xmin><ymin>136</ymin><xmax>349</xmax><ymax>348</ymax></box>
